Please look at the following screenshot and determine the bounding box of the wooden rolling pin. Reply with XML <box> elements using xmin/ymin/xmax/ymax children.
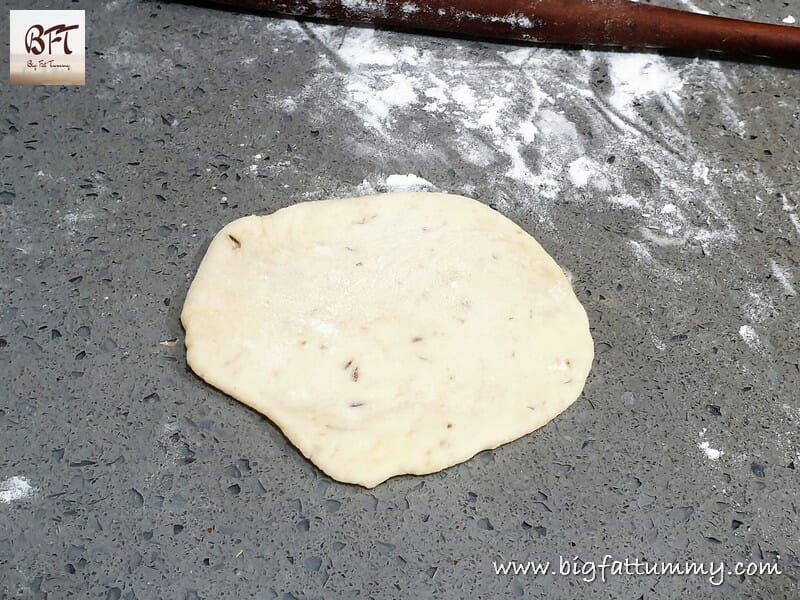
<box><xmin>203</xmin><ymin>0</ymin><xmax>799</xmax><ymax>59</ymax></box>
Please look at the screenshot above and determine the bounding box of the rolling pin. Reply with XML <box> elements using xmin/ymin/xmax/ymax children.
<box><xmin>202</xmin><ymin>0</ymin><xmax>800</xmax><ymax>60</ymax></box>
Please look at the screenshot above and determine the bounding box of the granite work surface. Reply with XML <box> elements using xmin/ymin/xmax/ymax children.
<box><xmin>1</xmin><ymin>0</ymin><xmax>799</xmax><ymax>598</ymax></box>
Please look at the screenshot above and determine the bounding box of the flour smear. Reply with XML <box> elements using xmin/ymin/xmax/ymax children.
<box><xmin>292</xmin><ymin>21</ymin><xmax>741</xmax><ymax>257</ymax></box>
<box><xmin>228</xmin><ymin>14</ymin><xmax>794</xmax><ymax>355</ymax></box>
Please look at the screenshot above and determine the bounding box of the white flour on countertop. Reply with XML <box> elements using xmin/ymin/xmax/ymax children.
<box><xmin>770</xmin><ymin>260</ymin><xmax>797</xmax><ymax>296</ymax></box>
<box><xmin>0</xmin><ymin>476</ymin><xmax>36</xmax><ymax>503</ymax></box>
<box><xmin>781</xmin><ymin>194</ymin><xmax>800</xmax><ymax>236</ymax></box>
<box><xmin>698</xmin><ymin>429</ymin><xmax>723</xmax><ymax>461</ymax></box>
<box><xmin>698</xmin><ymin>441</ymin><xmax>723</xmax><ymax>461</ymax></box>
<box><xmin>383</xmin><ymin>173</ymin><xmax>436</xmax><ymax>191</ymax></box>
<box><xmin>354</xmin><ymin>173</ymin><xmax>437</xmax><ymax>195</ymax></box>
<box><xmin>295</xmin><ymin>21</ymin><xmax>740</xmax><ymax>256</ymax></box>
<box><xmin>628</xmin><ymin>240</ymin><xmax>687</xmax><ymax>284</ymax></box>
<box><xmin>743</xmin><ymin>290</ymin><xmax>775</xmax><ymax>324</ymax></box>
<box><xmin>606</xmin><ymin>54</ymin><xmax>684</xmax><ymax>120</ymax></box>
<box><xmin>738</xmin><ymin>324</ymin><xmax>766</xmax><ymax>354</ymax></box>
<box><xmin>227</xmin><ymin>15</ymin><xmax>794</xmax><ymax>354</ymax></box>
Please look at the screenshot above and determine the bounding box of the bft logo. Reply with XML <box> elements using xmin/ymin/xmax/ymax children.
<box><xmin>25</xmin><ymin>23</ymin><xmax>80</xmax><ymax>56</ymax></box>
<box><xmin>10</xmin><ymin>10</ymin><xmax>85</xmax><ymax>85</ymax></box>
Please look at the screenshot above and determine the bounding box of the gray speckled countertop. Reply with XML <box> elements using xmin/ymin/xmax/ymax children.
<box><xmin>1</xmin><ymin>1</ymin><xmax>799</xmax><ymax>598</ymax></box>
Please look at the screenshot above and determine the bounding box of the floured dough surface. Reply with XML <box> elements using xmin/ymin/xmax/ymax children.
<box><xmin>182</xmin><ymin>192</ymin><xmax>593</xmax><ymax>487</ymax></box>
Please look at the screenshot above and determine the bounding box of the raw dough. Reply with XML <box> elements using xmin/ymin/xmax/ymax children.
<box><xmin>182</xmin><ymin>192</ymin><xmax>593</xmax><ymax>487</ymax></box>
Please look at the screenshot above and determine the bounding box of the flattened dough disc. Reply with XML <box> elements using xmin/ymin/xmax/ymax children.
<box><xmin>182</xmin><ymin>192</ymin><xmax>593</xmax><ymax>487</ymax></box>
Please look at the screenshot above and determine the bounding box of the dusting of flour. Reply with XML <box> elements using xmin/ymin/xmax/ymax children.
<box><xmin>606</xmin><ymin>54</ymin><xmax>684</xmax><ymax>120</ymax></box>
<box><xmin>229</xmin><ymin>15</ymin><xmax>793</xmax><ymax>366</ymax></box>
<box><xmin>0</xmin><ymin>476</ymin><xmax>36</xmax><ymax>503</ymax></box>
<box><xmin>738</xmin><ymin>324</ymin><xmax>766</xmax><ymax>354</ymax></box>
<box><xmin>292</xmin><ymin>21</ymin><xmax>741</xmax><ymax>260</ymax></box>
<box><xmin>698</xmin><ymin>429</ymin><xmax>723</xmax><ymax>461</ymax></box>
